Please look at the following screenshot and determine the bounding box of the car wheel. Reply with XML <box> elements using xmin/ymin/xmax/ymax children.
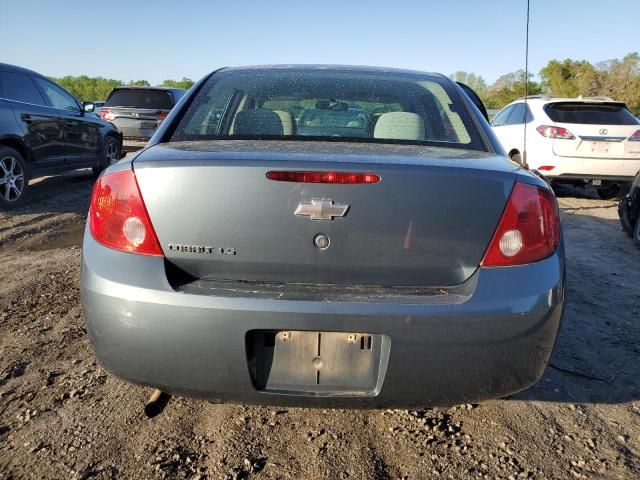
<box><xmin>93</xmin><ymin>137</ymin><xmax>121</xmax><ymax>176</ymax></box>
<box><xmin>596</xmin><ymin>183</ymin><xmax>621</xmax><ymax>200</ymax></box>
<box><xmin>0</xmin><ymin>147</ymin><xmax>29</xmax><ymax>209</ymax></box>
<box><xmin>633</xmin><ymin>218</ymin><xmax>640</xmax><ymax>248</ymax></box>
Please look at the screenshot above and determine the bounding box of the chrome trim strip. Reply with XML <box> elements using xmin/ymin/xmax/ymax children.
<box><xmin>579</xmin><ymin>136</ymin><xmax>626</xmax><ymax>142</ymax></box>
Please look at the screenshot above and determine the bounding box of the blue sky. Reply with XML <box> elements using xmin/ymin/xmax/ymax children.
<box><xmin>1</xmin><ymin>0</ymin><xmax>637</xmax><ymax>85</ymax></box>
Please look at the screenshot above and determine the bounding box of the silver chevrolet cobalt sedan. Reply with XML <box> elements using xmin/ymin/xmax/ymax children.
<box><xmin>80</xmin><ymin>65</ymin><xmax>565</xmax><ymax>408</ymax></box>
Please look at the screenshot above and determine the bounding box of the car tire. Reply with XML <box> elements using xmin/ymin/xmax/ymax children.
<box><xmin>92</xmin><ymin>137</ymin><xmax>121</xmax><ymax>177</ymax></box>
<box><xmin>0</xmin><ymin>146</ymin><xmax>30</xmax><ymax>209</ymax></box>
<box><xmin>633</xmin><ymin>218</ymin><xmax>640</xmax><ymax>248</ymax></box>
<box><xmin>596</xmin><ymin>183</ymin><xmax>621</xmax><ymax>200</ymax></box>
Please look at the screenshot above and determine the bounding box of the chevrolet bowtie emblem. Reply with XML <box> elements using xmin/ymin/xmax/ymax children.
<box><xmin>294</xmin><ymin>199</ymin><xmax>350</xmax><ymax>221</ymax></box>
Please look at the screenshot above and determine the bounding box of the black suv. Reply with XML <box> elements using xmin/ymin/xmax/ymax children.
<box><xmin>100</xmin><ymin>86</ymin><xmax>184</xmax><ymax>151</ymax></box>
<box><xmin>0</xmin><ymin>63</ymin><xmax>122</xmax><ymax>208</ymax></box>
<box><xmin>618</xmin><ymin>170</ymin><xmax>640</xmax><ymax>247</ymax></box>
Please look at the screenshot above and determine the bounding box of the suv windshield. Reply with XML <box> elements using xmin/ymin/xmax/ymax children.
<box><xmin>545</xmin><ymin>102</ymin><xmax>640</xmax><ymax>125</ymax></box>
<box><xmin>105</xmin><ymin>89</ymin><xmax>174</xmax><ymax>109</ymax></box>
<box><xmin>170</xmin><ymin>69</ymin><xmax>484</xmax><ymax>150</ymax></box>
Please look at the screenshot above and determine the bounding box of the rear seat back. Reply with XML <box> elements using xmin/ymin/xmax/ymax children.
<box><xmin>297</xmin><ymin>108</ymin><xmax>372</xmax><ymax>138</ymax></box>
<box><xmin>234</xmin><ymin>109</ymin><xmax>284</xmax><ymax>136</ymax></box>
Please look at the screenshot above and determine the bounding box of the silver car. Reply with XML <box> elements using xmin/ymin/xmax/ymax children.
<box><xmin>81</xmin><ymin>65</ymin><xmax>565</xmax><ymax>408</ymax></box>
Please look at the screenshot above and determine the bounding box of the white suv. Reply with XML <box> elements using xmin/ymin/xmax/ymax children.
<box><xmin>491</xmin><ymin>96</ymin><xmax>640</xmax><ymax>199</ymax></box>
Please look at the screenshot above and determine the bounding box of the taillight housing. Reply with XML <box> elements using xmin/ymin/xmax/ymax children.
<box><xmin>266</xmin><ymin>171</ymin><xmax>380</xmax><ymax>184</ymax></box>
<box><xmin>481</xmin><ymin>182</ymin><xmax>561</xmax><ymax>267</ymax></box>
<box><xmin>536</xmin><ymin>125</ymin><xmax>575</xmax><ymax>140</ymax></box>
<box><xmin>628</xmin><ymin>130</ymin><xmax>640</xmax><ymax>142</ymax></box>
<box><xmin>89</xmin><ymin>170</ymin><xmax>163</xmax><ymax>256</ymax></box>
<box><xmin>100</xmin><ymin>109</ymin><xmax>116</xmax><ymax>122</ymax></box>
<box><xmin>157</xmin><ymin>111</ymin><xmax>168</xmax><ymax>126</ymax></box>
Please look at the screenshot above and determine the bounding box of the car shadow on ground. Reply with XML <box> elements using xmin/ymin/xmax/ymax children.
<box><xmin>2</xmin><ymin>169</ymin><xmax>95</xmax><ymax>217</ymax></box>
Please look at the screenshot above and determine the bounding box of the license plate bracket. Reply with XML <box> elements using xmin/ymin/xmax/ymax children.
<box><xmin>590</xmin><ymin>141</ymin><xmax>611</xmax><ymax>154</ymax></box>
<box><xmin>246</xmin><ymin>330</ymin><xmax>389</xmax><ymax>396</ymax></box>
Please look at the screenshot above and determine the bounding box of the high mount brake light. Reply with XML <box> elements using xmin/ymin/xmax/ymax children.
<box><xmin>481</xmin><ymin>182</ymin><xmax>561</xmax><ymax>267</ymax></box>
<box><xmin>89</xmin><ymin>170</ymin><xmax>163</xmax><ymax>256</ymax></box>
<box><xmin>536</xmin><ymin>125</ymin><xmax>575</xmax><ymax>140</ymax></box>
<box><xmin>266</xmin><ymin>171</ymin><xmax>381</xmax><ymax>184</ymax></box>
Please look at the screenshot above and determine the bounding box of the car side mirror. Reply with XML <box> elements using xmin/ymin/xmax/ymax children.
<box><xmin>83</xmin><ymin>102</ymin><xmax>95</xmax><ymax>113</ymax></box>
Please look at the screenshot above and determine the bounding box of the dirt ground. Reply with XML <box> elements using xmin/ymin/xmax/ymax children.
<box><xmin>0</xmin><ymin>170</ymin><xmax>639</xmax><ymax>480</ymax></box>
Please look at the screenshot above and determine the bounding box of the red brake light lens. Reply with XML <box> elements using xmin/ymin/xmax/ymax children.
<box><xmin>89</xmin><ymin>170</ymin><xmax>163</xmax><ymax>256</ymax></box>
<box><xmin>629</xmin><ymin>130</ymin><xmax>640</xmax><ymax>142</ymax></box>
<box><xmin>266</xmin><ymin>171</ymin><xmax>380</xmax><ymax>184</ymax></box>
<box><xmin>538</xmin><ymin>165</ymin><xmax>556</xmax><ymax>171</ymax></box>
<box><xmin>536</xmin><ymin>125</ymin><xmax>575</xmax><ymax>140</ymax></box>
<box><xmin>100</xmin><ymin>109</ymin><xmax>116</xmax><ymax>122</ymax></box>
<box><xmin>481</xmin><ymin>182</ymin><xmax>561</xmax><ymax>267</ymax></box>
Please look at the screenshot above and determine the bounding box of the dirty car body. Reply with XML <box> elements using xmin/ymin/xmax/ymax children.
<box><xmin>81</xmin><ymin>66</ymin><xmax>565</xmax><ymax>408</ymax></box>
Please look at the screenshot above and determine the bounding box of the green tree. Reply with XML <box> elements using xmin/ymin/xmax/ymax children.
<box><xmin>540</xmin><ymin>59</ymin><xmax>599</xmax><ymax>97</ymax></box>
<box><xmin>161</xmin><ymin>77</ymin><xmax>195</xmax><ymax>90</ymax></box>
<box><xmin>596</xmin><ymin>52</ymin><xmax>640</xmax><ymax>113</ymax></box>
<box><xmin>51</xmin><ymin>75</ymin><xmax>122</xmax><ymax>101</ymax></box>
<box><xmin>449</xmin><ymin>71</ymin><xmax>487</xmax><ymax>95</ymax></box>
<box><xmin>483</xmin><ymin>70</ymin><xmax>542</xmax><ymax>109</ymax></box>
<box><xmin>127</xmin><ymin>79</ymin><xmax>150</xmax><ymax>86</ymax></box>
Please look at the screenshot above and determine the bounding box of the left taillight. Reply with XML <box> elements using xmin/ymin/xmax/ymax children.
<box><xmin>481</xmin><ymin>182</ymin><xmax>561</xmax><ymax>267</ymax></box>
<box><xmin>89</xmin><ymin>169</ymin><xmax>163</xmax><ymax>256</ymax></box>
<box><xmin>100</xmin><ymin>109</ymin><xmax>115</xmax><ymax>122</ymax></box>
<box><xmin>628</xmin><ymin>130</ymin><xmax>640</xmax><ymax>142</ymax></box>
<box><xmin>536</xmin><ymin>125</ymin><xmax>575</xmax><ymax>140</ymax></box>
<box><xmin>156</xmin><ymin>111</ymin><xmax>168</xmax><ymax>126</ymax></box>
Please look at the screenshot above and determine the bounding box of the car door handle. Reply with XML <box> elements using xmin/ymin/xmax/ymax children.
<box><xmin>21</xmin><ymin>114</ymin><xmax>33</xmax><ymax>124</ymax></box>
<box><xmin>65</xmin><ymin>120</ymin><xmax>78</xmax><ymax>127</ymax></box>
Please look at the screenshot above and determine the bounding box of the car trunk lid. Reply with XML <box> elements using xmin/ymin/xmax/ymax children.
<box><xmin>134</xmin><ymin>140</ymin><xmax>518</xmax><ymax>287</ymax></box>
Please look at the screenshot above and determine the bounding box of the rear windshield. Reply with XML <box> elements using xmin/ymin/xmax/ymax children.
<box><xmin>105</xmin><ymin>89</ymin><xmax>174</xmax><ymax>109</ymax></box>
<box><xmin>545</xmin><ymin>102</ymin><xmax>640</xmax><ymax>125</ymax></box>
<box><xmin>170</xmin><ymin>70</ymin><xmax>485</xmax><ymax>150</ymax></box>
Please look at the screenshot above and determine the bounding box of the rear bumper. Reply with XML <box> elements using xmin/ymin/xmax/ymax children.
<box><xmin>80</xmin><ymin>230</ymin><xmax>566</xmax><ymax>408</ymax></box>
<box><xmin>541</xmin><ymin>155</ymin><xmax>640</xmax><ymax>182</ymax></box>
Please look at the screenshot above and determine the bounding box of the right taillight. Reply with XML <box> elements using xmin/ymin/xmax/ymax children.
<box><xmin>89</xmin><ymin>169</ymin><xmax>163</xmax><ymax>256</ymax></box>
<box><xmin>481</xmin><ymin>182</ymin><xmax>561</xmax><ymax>267</ymax></box>
<box><xmin>628</xmin><ymin>130</ymin><xmax>640</xmax><ymax>142</ymax></box>
<box><xmin>536</xmin><ymin>125</ymin><xmax>575</xmax><ymax>140</ymax></box>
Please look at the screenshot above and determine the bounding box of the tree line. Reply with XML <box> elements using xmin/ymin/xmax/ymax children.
<box><xmin>50</xmin><ymin>52</ymin><xmax>640</xmax><ymax>114</ymax></box>
<box><xmin>451</xmin><ymin>52</ymin><xmax>640</xmax><ymax>114</ymax></box>
<box><xmin>49</xmin><ymin>76</ymin><xmax>195</xmax><ymax>102</ymax></box>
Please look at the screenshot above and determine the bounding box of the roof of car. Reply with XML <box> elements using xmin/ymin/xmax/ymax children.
<box><xmin>0</xmin><ymin>62</ymin><xmax>47</xmax><ymax>78</ymax></box>
<box><xmin>218</xmin><ymin>64</ymin><xmax>445</xmax><ymax>78</ymax></box>
<box><xmin>514</xmin><ymin>95</ymin><xmax>622</xmax><ymax>104</ymax></box>
<box><xmin>111</xmin><ymin>86</ymin><xmax>184</xmax><ymax>92</ymax></box>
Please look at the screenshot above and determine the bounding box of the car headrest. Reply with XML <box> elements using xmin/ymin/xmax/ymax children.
<box><xmin>374</xmin><ymin>112</ymin><xmax>425</xmax><ymax>141</ymax></box>
<box><xmin>234</xmin><ymin>109</ymin><xmax>284</xmax><ymax>136</ymax></box>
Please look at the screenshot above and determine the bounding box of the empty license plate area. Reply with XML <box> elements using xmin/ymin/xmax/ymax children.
<box><xmin>246</xmin><ymin>331</ymin><xmax>389</xmax><ymax>396</ymax></box>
